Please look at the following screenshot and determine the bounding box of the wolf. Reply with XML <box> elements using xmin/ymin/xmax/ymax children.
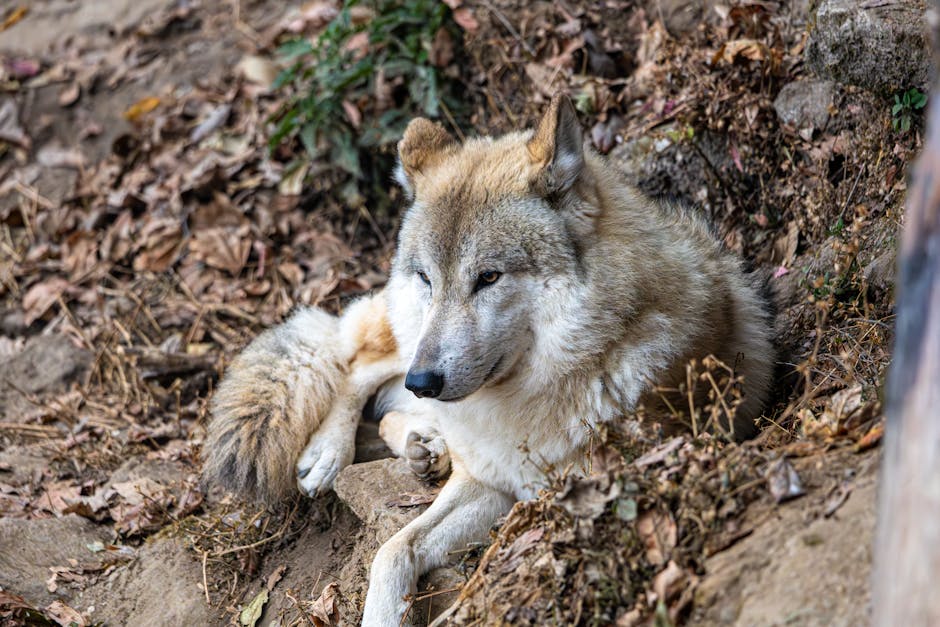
<box><xmin>202</xmin><ymin>95</ymin><xmax>775</xmax><ymax>626</ymax></box>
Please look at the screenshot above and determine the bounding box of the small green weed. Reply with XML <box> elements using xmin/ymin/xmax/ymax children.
<box><xmin>891</xmin><ymin>88</ymin><xmax>927</xmax><ymax>133</ymax></box>
<box><xmin>828</xmin><ymin>216</ymin><xmax>844</xmax><ymax>236</ymax></box>
<box><xmin>270</xmin><ymin>0</ymin><xmax>464</xmax><ymax>209</ymax></box>
<box><xmin>664</xmin><ymin>124</ymin><xmax>695</xmax><ymax>144</ymax></box>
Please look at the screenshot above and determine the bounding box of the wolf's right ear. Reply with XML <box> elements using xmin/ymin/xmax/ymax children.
<box><xmin>527</xmin><ymin>95</ymin><xmax>584</xmax><ymax>196</ymax></box>
<box><xmin>395</xmin><ymin>118</ymin><xmax>456</xmax><ymax>198</ymax></box>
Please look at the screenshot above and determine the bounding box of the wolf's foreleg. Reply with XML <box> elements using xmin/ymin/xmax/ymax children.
<box><xmin>297</xmin><ymin>355</ymin><xmax>402</xmax><ymax>496</ymax></box>
<box><xmin>379</xmin><ymin>409</ymin><xmax>451</xmax><ymax>481</ymax></box>
<box><xmin>361</xmin><ymin>468</ymin><xmax>513</xmax><ymax>626</ymax></box>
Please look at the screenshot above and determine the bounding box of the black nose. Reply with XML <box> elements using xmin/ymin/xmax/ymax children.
<box><xmin>405</xmin><ymin>370</ymin><xmax>444</xmax><ymax>398</ymax></box>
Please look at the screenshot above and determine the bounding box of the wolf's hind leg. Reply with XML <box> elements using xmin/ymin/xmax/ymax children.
<box><xmin>379</xmin><ymin>409</ymin><xmax>451</xmax><ymax>481</ymax></box>
<box><xmin>361</xmin><ymin>468</ymin><xmax>514</xmax><ymax>626</ymax></box>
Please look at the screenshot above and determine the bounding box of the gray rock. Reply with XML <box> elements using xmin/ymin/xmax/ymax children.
<box><xmin>0</xmin><ymin>515</ymin><xmax>111</xmax><ymax>606</ymax></box>
<box><xmin>334</xmin><ymin>458</ymin><xmax>436</xmax><ymax>543</ymax></box>
<box><xmin>806</xmin><ymin>0</ymin><xmax>930</xmax><ymax>93</ymax></box>
<box><xmin>0</xmin><ymin>334</ymin><xmax>91</xmax><ymax>421</ymax></box>
<box><xmin>0</xmin><ymin>444</ymin><xmax>51</xmax><ymax>487</ymax></box>
<box><xmin>81</xmin><ymin>537</ymin><xmax>217</xmax><ymax>627</ymax></box>
<box><xmin>774</xmin><ymin>79</ymin><xmax>837</xmax><ymax>132</ymax></box>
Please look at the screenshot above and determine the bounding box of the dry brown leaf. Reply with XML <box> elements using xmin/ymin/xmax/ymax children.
<box><xmin>33</xmin><ymin>481</ymin><xmax>82</xmax><ymax>516</ymax></box>
<box><xmin>132</xmin><ymin>218</ymin><xmax>183</xmax><ymax>272</ymax></box>
<box><xmin>111</xmin><ymin>500</ymin><xmax>166</xmax><ymax>537</ymax></box>
<box><xmin>636</xmin><ymin>509</ymin><xmax>677</xmax><ymax>566</ymax></box>
<box><xmin>452</xmin><ymin>7</ymin><xmax>479</xmax><ymax>33</ymax></box>
<box><xmin>22</xmin><ymin>277</ymin><xmax>69</xmax><ymax>325</ymax></box>
<box><xmin>524</xmin><ymin>63</ymin><xmax>562</xmax><ymax>99</ymax></box>
<box><xmin>856</xmin><ymin>423</ymin><xmax>884</xmax><ymax>452</ymax></box>
<box><xmin>341</xmin><ymin>99</ymin><xmax>362</xmax><ymax>129</ymax></box>
<box><xmin>805</xmin><ymin>384</ymin><xmax>865</xmax><ymax>438</ymax></box>
<box><xmin>100</xmin><ymin>211</ymin><xmax>134</xmax><ymax>262</ymax></box>
<box><xmin>772</xmin><ymin>221</ymin><xmax>799</xmax><ymax>267</ymax></box>
<box><xmin>236</xmin><ymin>55</ymin><xmax>279</xmax><ymax>88</ymax></box>
<box><xmin>44</xmin><ymin>600</ymin><xmax>86</xmax><ymax>627</ymax></box>
<box><xmin>589</xmin><ymin>443</ymin><xmax>626</xmax><ymax>476</ymax></box>
<box><xmin>555</xmin><ymin>474</ymin><xmax>621</xmax><ymax>519</ymax></box>
<box><xmin>123</xmin><ymin>96</ymin><xmax>161</xmax><ymax>122</ymax></box>
<box><xmin>0</xmin><ymin>98</ymin><xmax>30</xmax><ymax>149</ymax></box>
<box><xmin>713</xmin><ymin>39</ymin><xmax>767</xmax><ymax>65</ymax></box>
<box><xmin>266</xmin><ymin>564</ymin><xmax>287</xmax><ymax>591</ymax></box>
<box><xmin>344</xmin><ymin>31</ymin><xmax>370</xmax><ymax>57</ymax></box>
<box><xmin>283</xmin><ymin>1</ymin><xmax>339</xmax><ymax>34</ymax></box>
<box><xmin>277</xmin><ymin>262</ymin><xmax>304</xmax><ymax>287</ymax></box>
<box><xmin>0</xmin><ymin>590</ymin><xmax>35</xmax><ymax>612</ymax></box>
<box><xmin>766</xmin><ymin>457</ymin><xmax>804</xmax><ymax>503</ymax></box>
<box><xmin>309</xmin><ymin>582</ymin><xmax>340</xmax><ymax>627</ymax></box>
<box><xmin>652</xmin><ymin>560</ymin><xmax>689</xmax><ymax>603</ymax></box>
<box><xmin>190</xmin><ymin>227</ymin><xmax>251</xmax><ymax>275</ymax></box>
<box><xmin>496</xmin><ymin>527</ymin><xmax>544</xmax><ymax>574</ymax></box>
<box><xmin>1</xmin><ymin>6</ymin><xmax>27</xmax><ymax>32</ymax></box>
<box><xmin>62</xmin><ymin>231</ymin><xmax>98</xmax><ymax>279</ymax></box>
<box><xmin>110</xmin><ymin>478</ymin><xmax>169</xmax><ymax>506</ymax></box>
<box><xmin>430</xmin><ymin>27</ymin><xmax>454</xmax><ymax>67</ymax></box>
<box><xmin>57</xmin><ymin>83</ymin><xmax>81</xmax><ymax>107</ymax></box>
<box><xmin>279</xmin><ymin>163</ymin><xmax>308</xmax><ymax>196</ymax></box>
<box><xmin>386</xmin><ymin>489</ymin><xmax>439</xmax><ymax>508</ymax></box>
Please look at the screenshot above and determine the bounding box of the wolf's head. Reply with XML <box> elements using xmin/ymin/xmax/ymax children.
<box><xmin>388</xmin><ymin>96</ymin><xmax>602</xmax><ymax>402</ymax></box>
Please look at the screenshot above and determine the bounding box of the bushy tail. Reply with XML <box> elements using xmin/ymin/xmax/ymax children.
<box><xmin>203</xmin><ymin>307</ymin><xmax>348</xmax><ymax>504</ymax></box>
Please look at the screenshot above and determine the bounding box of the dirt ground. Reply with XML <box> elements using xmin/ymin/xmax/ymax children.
<box><xmin>0</xmin><ymin>0</ymin><xmax>921</xmax><ymax>625</ymax></box>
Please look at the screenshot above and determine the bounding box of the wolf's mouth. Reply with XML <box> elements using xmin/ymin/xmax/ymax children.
<box><xmin>436</xmin><ymin>355</ymin><xmax>505</xmax><ymax>403</ymax></box>
<box><xmin>483</xmin><ymin>355</ymin><xmax>505</xmax><ymax>385</ymax></box>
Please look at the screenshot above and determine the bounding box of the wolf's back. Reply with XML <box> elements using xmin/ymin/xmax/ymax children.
<box><xmin>203</xmin><ymin>308</ymin><xmax>346</xmax><ymax>504</ymax></box>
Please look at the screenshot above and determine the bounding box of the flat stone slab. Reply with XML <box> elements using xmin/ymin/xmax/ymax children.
<box><xmin>334</xmin><ymin>458</ymin><xmax>437</xmax><ymax>544</ymax></box>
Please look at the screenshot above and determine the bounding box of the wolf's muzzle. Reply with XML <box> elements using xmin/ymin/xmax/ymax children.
<box><xmin>405</xmin><ymin>370</ymin><xmax>444</xmax><ymax>399</ymax></box>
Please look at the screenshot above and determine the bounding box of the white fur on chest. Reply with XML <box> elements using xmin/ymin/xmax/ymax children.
<box><xmin>435</xmin><ymin>375</ymin><xmax>618</xmax><ymax>498</ymax></box>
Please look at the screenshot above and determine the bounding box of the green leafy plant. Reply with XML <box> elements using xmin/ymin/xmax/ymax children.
<box><xmin>891</xmin><ymin>88</ymin><xmax>928</xmax><ymax>133</ymax></box>
<box><xmin>269</xmin><ymin>0</ymin><xmax>464</xmax><ymax>209</ymax></box>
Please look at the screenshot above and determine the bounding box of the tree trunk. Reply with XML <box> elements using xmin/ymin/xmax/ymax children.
<box><xmin>873</xmin><ymin>6</ymin><xmax>940</xmax><ymax>625</ymax></box>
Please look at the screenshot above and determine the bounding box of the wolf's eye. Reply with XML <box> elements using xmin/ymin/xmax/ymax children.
<box><xmin>417</xmin><ymin>271</ymin><xmax>431</xmax><ymax>286</ymax></box>
<box><xmin>475</xmin><ymin>270</ymin><xmax>502</xmax><ymax>292</ymax></box>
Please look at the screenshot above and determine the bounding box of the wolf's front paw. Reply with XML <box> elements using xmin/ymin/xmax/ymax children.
<box><xmin>296</xmin><ymin>433</ymin><xmax>355</xmax><ymax>497</ymax></box>
<box><xmin>405</xmin><ymin>430</ymin><xmax>450</xmax><ymax>482</ymax></box>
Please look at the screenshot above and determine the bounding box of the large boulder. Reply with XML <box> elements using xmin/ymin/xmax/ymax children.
<box><xmin>806</xmin><ymin>0</ymin><xmax>931</xmax><ymax>92</ymax></box>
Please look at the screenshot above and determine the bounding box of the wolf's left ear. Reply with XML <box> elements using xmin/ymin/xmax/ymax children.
<box><xmin>527</xmin><ymin>95</ymin><xmax>584</xmax><ymax>195</ymax></box>
<box><xmin>395</xmin><ymin>118</ymin><xmax>456</xmax><ymax>198</ymax></box>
